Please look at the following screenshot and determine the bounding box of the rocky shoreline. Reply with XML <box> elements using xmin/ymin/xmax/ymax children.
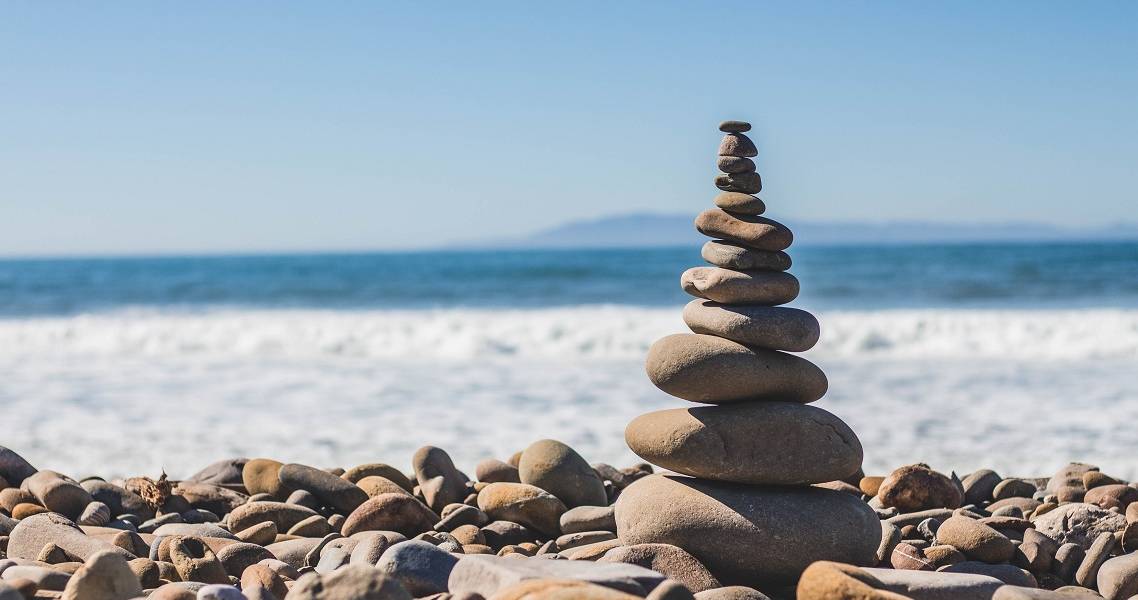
<box><xmin>2</xmin><ymin>444</ymin><xmax>1137</xmax><ymax>599</ymax></box>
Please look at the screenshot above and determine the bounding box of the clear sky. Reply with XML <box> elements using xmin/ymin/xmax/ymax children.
<box><xmin>2</xmin><ymin>2</ymin><xmax>1136</xmax><ymax>255</ymax></box>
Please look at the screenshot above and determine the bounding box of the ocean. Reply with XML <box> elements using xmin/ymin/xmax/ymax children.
<box><xmin>1</xmin><ymin>242</ymin><xmax>1136</xmax><ymax>479</ymax></box>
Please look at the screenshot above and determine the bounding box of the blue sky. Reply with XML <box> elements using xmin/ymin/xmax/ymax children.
<box><xmin>2</xmin><ymin>2</ymin><xmax>1136</xmax><ymax>255</ymax></box>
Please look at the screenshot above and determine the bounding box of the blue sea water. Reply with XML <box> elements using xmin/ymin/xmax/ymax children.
<box><xmin>1</xmin><ymin>241</ymin><xmax>1136</xmax><ymax>478</ymax></box>
<box><xmin>2</xmin><ymin>242</ymin><xmax>1136</xmax><ymax>316</ymax></box>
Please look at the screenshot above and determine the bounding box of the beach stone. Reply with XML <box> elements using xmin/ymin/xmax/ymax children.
<box><xmin>448</xmin><ymin>554</ymin><xmax>666</xmax><ymax>597</ymax></box>
<box><xmin>796</xmin><ymin>562</ymin><xmax>910</xmax><ymax>600</ymax></box>
<box><xmin>694</xmin><ymin>209</ymin><xmax>792</xmax><ymax>252</ymax></box>
<box><xmin>129</xmin><ymin>557</ymin><xmax>161</xmax><ymax>588</ymax></box>
<box><xmin>682</xmin><ymin>300</ymin><xmax>819</xmax><ymax>352</ymax></box>
<box><xmin>412</xmin><ymin>447</ymin><xmax>468</xmax><ymax>513</ymax></box>
<box><xmin>489</xmin><ymin>578</ymin><xmax>641</xmax><ymax>599</ymax></box>
<box><xmin>1034</xmin><ymin>503</ymin><xmax>1126</xmax><ymax>549</ymax></box>
<box><xmin>940</xmin><ymin>562</ymin><xmax>1037</xmax><ymax>587</ymax></box>
<box><xmin>374</xmin><ymin>540</ymin><xmax>458</xmax><ymax>597</ymax></box>
<box><xmin>278</xmin><ymin>464</ymin><xmax>367</xmax><ymax>515</ymax></box>
<box><xmin>216</xmin><ymin>543</ymin><xmax>273</xmax><ymax>578</ymax></box>
<box><xmin>1094</xmin><ymin>551</ymin><xmax>1138</xmax><ymax>600</ymax></box>
<box><xmin>78</xmin><ymin>501</ymin><xmax>112</xmax><ymax>526</ymax></box>
<box><xmin>355</xmin><ymin>475</ymin><xmax>412</xmax><ymax>499</ymax></box>
<box><xmin>23</xmin><ymin>471</ymin><xmax>93</xmax><ymax>520</ymax></box>
<box><xmin>348</xmin><ymin>533</ymin><xmax>391</xmax><ymax>567</ymax></box>
<box><xmin>287</xmin><ymin>515</ymin><xmax>333</xmax><ymax>537</ymax></box>
<box><xmin>562</xmin><ymin>539</ymin><xmax>625</xmax><ymax>561</ymax></box>
<box><xmin>1047</xmin><ymin>464</ymin><xmax>1098</xmax><ymax>493</ymax></box>
<box><xmin>615</xmin><ymin>474</ymin><xmax>880</xmax><ymax>585</ymax></box>
<box><xmin>600</xmin><ymin>543</ymin><xmax>720</xmax><ymax>593</ymax></box>
<box><xmin>680</xmin><ymin>267</ymin><xmax>798</xmax><ymax>306</ymax></box>
<box><xmin>863</xmin><ymin>567</ymin><xmax>1007</xmax><ymax>599</ymax></box>
<box><xmin>287</xmin><ymin>564</ymin><xmax>412</xmax><ymax>599</ymax></box>
<box><xmin>195</xmin><ymin>584</ymin><xmax>245</xmax><ymax>600</ymax></box>
<box><xmin>0</xmin><ymin>447</ymin><xmax>36</xmax><ymax>487</ymax></box>
<box><xmin>187</xmin><ymin>458</ymin><xmax>248</xmax><ymax>486</ymax></box>
<box><xmin>718</xmin><ymin>120</ymin><xmax>751</xmax><ymax>133</ymax></box>
<box><xmin>0</xmin><ymin>488</ymin><xmax>34</xmax><ymax>513</ymax></box>
<box><xmin>149</xmin><ymin>583</ymin><xmax>200</xmax><ymax>599</ymax></box>
<box><xmin>81</xmin><ymin>480</ymin><xmax>153</xmax><ymax>520</ymax></box>
<box><xmin>935</xmin><ymin>516</ymin><xmax>1015</xmax><ymax>563</ymax></box>
<box><xmin>714</xmin><ymin>172</ymin><xmax>762</xmax><ymax>194</ymax></box>
<box><xmin>560</xmin><ymin>506</ymin><xmax>616</xmax><ymax>535</ymax></box>
<box><xmin>59</xmin><ymin>550</ymin><xmax>143</xmax><ymax>600</ymax></box>
<box><xmin>1083</xmin><ymin>471</ymin><xmax>1124</xmax><ymax>489</ymax></box>
<box><xmin>168</xmin><ymin>536</ymin><xmax>229</xmax><ymax>584</ymax></box>
<box><xmin>10</xmin><ymin>503</ymin><xmax>44</xmax><ymax>519</ymax></box>
<box><xmin>242</xmin><ymin>459</ymin><xmax>292</xmax><ymax>499</ymax></box>
<box><xmin>153</xmin><ymin>523</ymin><xmax>238</xmax><ymax>541</ymax></box>
<box><xmin>341</xmin><ymin>493</ymin><xmax>438</xmax><ymax>538</ymax></box>
<box><xmin>877</xmin><ymin>520</ymin><xmax>902</xmax><ymax>565</ymax></box>
<box><xmin>435</xmin><ymin>504</ymin><xmax>486</xmax><ymax>531</ymax></box>
<box><xmin>0</xmin><ymin>583</ymin><xmax>24</xmax><ymax>600</ymax></box>
<box><xmin>700</xmin><ymin>241</ymin><xmax>789</xmax><ymax>271</ymax></box>
<box><xmin>992</xmin><ymin>587</ymin><xmax>1098</xmax><ymax>599</ymax></box>
<box><xmin>1084</xmin><ymin>484</ymin><xmax>1138</xmax><ymax>510</ymax></box>
<box><xmin>626</xmin><ymin>402</ymin><xmax>861</xmax><ymax>485</ymax></box>
<box><xmin>645</xmin><ymin>334</ymin><xmax>827</xmax><ymax>404</ymax></box>
<box><xmin>7</xmin><ymin>513</ymin><xmax>135</xmax><ymax>562</ymax></box>
<box><xmin>477</xmin><ymin>459</ymin><xmax>521</xmax><ymax>484</ymax></box>
<box><xmin>994</xmin><ymin>479</ymin><xmax>1038</xmax><ymax>501</ymax></box>
<box><xmin>924</xmin><ymin>545</ymin><xmax>966</xmax><ymax>568</ymax></box>
<box><xmin>557</xmin><ymin>531</ymin><xmax>616</xmax><ymax>550</ymax></box>
<box><xmin>228</xmin><ymin>501</ymin><xmax>319</xmax><ymax>533</ymax></box>
<box><xmin>693</xmin><ymin>587</ymin><xmax>771</xmax><ymax>600</ymax></box>
<box><xmin>1075</xmin><ymin>532</ymin><xmax>1115</xmax><ymax>588</ymax></box>
<box><xmin>175</xmin><ymin>482</ymin><xmax>247</xmax><ymax>516</ymax></box>
<box><xmin>963</xmin><ymin>470</ymin><xmax>1002</xmax><ymax>506</ymax></box>
<box><xmin>878</xmin><ymin>464</ymin><xmax>964</xmax><ymax>511</ymax></box>
<box><xmin>518</xmin><ymin>440</ymin><xmax>607</xmax><ymax>509</ymax></box>
<box><xmin>891</xmin><ymin>542</ymin><xmax>934</xmax><ymax>570</ymax></box>
<box><xmin>1052</xmin><ymin>542</ymin><xmax>1084</xmax><ymax>582</ymax></box>
<box><xmin>483</xmin><ymin>521</ymin><xmax>540</xmax><ymax>550</ymax></box>
<box><xmin>240</xmin><ymin>564</ymin><xmax>288</xmax><ymax>599</ymax></box>
<box><xmin>716</xmin><ymin>156</ymin><xmax>756</xmax><ymax>175</ymax></box>
<box><xmin>718</xmin><ymin>134</ymin><xmax>757</xmax><ymax>157</ymax></box>
<box><xmin>2</xmin><ymin>565</ymin><xmax>72</xmax><ymax>590</ymax></box>
<box><xmin>341</xmin><ymin>464</ymin><xmax>414</xmax><ymax>491</ymax></box>
<box><xmin>989</xmin><ymin>496</ymin><xmax>1042</xmax><ymax>515</ymax></box>
<box><xmin>235</xmin><ymin>522</ymin><xmax>277</xmax><ymax>546</ymax></box>
<box><xmin>477</xmin><ymin>483</ymin><xmax>567</xmax><ymax>537</ymax></box>
<box><xmin>263</xmin><ymin>538</ymin><xmax>320</xmax><ymax>570</ymax></box>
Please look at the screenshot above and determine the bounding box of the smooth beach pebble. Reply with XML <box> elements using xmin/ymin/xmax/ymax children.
<box><xmin>716</xmin><ymin>156</ymin><xmax>756</xmax><ymax>175</ymax></box>
<box><xmin>599</xmin><ymin>543</ymin><xmax>721</xmax><ymax>593</ymax></box>
<box><xmin>645</xmin><ymin>334</ymin><xmax>828</xmax><ymax>403</ymax></box>
<box><xmin>701</xmin><ymin>241</ymin><xmax>790</xmax><ymax>271</ymax></box>
<box><xmin>340</xmin><ymin>493</ymin><xmax>438</xmax><ymax>538</ymax></box>
<box><xmin>411</xmin><ymin>446</ymin><xmax>468</xmax><ymax>513</ymax></box>
<box><xmin>934</xmin><ymin>516</ymin><xmax>1015</xmax><ymax>563</ymax></box>
<box><xmin>278</xmin><ymin>463</ymin><xmax>368</xmax><ymax>514</ymax></box>
<box><xmin>680</xmin><ymin>267</ymin><xmax>799</xmax><ymax>305</ymax></box>
<box><xmin>718</xmin><ymin>120</ymin><xmax>751</xmax><ymax>133</ymax></box>
<box><xmin>711</xmin><ymin>191</ymin><xmax>765</xmax><ymax>215</ymax></box>
<box><xmin>694</xmin><ymin>209</ymin><xmax>792</xmax><ymax>251</ymax></box>
<box><xmin>718</xmin><ymin>133</ymin><xmax>757</xmax><ymax>157</ymax></box>
<box><xmin>615</xmin><ymin>474</ymin><xmax>880</xmax><ymax>586</ymax></box>
<box><xmin>519</xmin><ymin>440</ymin><xmax>607</xmax><ymax>509</ymax></box>
<box><xmin>682</xmin><ymin>300</ymin><xmax>820</xmax><ymax>352</ymax></box>
<box><xmin>625</xmin><ymin>402</ymin><xmax>862</xmax><ymax>485</ymax></box>
<box><xmin>876</xmin><ymin>464</ymin><xmax>964</xmax><ymax>512</ymax></box>
<box><xmin>714</xmin><ymin>172</ymin><xmax>762</xmax><ymax>194</ymax></box>
<box><xmin>476</xmin><ymin>483</ymin><xmax>567</xmax><ymax>537</ymax></box>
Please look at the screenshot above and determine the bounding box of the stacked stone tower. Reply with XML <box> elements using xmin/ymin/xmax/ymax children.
<box><xmin>614</xmin><ymin>120</ymin><xmax>880</xmax><ymax>588</ymax></box>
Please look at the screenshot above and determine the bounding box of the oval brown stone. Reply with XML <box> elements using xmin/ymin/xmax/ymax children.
<box><xmin>615</xmin><ymin>475</ymin><xmax>880</xmax><ymax>585</ymax></box>
<box><xmin>877</xmin><ymin>464</ymin><xmax>963</xmax><ymax>512</ymax></box>
<box><xmin>682</xmin><ymin>300</ymin><xmax>820</xmax><ymax>352</ymax></box>
<box><xmin>694</xmin><ymin>209</ymin><xmax>792</xmax><ymax>251</ymax></box>
<box><xmin>701</xmin><ymin>241</ymin><xmax>790</xmax><ymax>271</ymax></box>
<box><xmin>712</xmin><ymin>192</ymin><xmax>765</xmax><ymax>215</ymax></box>
<box><xmin>476</xmin><ymin>483</ymin><xmax>567</xmax><ymax>537</ymax></box>
<box><xmin>718</xmin><ymin>120</ymin><xmax>751</xmax><ymax>133</ymax></box>
<box><xmin>518</xmin><ymin>440</ymin><xmax>607</xmax><ymax>509</ymax></box>
<box><xmin>681</xmin><ymin>268</ymin><xmax>799</xmax><ymax>305</ymax></box>
<box><xmin>341</xmin><ymin>493</ymin><xmax>438</xmax><ymax>538</ymax></box>
<box><xmin>714</xmin><ymin>172</ymin><xmax>762</xmax><ymax>194</ymax></box>
<box><xmin>716</xmin><ymin>156</ymin><xmax>756</xmax><ymax>175</ymax></box>
<box><xmin>646</xmin><ymin>333</ymin><xmax>827</xmax><ymax>403</ymax></box>
<box><xmin>625</xmin><ymin>402</ymin><xmax>862</xmax><ymax>485</ymax></box>
<box><xmin>718</xmin><ymin>133</ymin><xmax>757</xmax><ymax>157</ymax></box>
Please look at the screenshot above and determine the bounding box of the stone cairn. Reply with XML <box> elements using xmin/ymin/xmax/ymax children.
<box><xmin>614</xmin><ymin>120</ymin><xmax>882</xmax><ymax>588</ymax></box>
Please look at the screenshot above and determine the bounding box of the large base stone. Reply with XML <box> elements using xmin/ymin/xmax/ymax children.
<box><xmin>614</xmin><ymin>474</ymin><xmax>880</xmax><ymax>586</ymax></box>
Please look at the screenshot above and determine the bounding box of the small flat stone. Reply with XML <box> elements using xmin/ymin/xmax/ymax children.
<box><xmin>863</xmin><ymin>567</ymin><xmax>1006</xmax><ymax>599</ymax></box>
<box><xmin>992</xmin><ymin>479</ymin><xmax>1037</xmax><ymax>501</ymax></box>
<box><xmin>626</xmin><ymin>402</ymin><xmax>861</xmax><ymax>485</ymax></box>
<box><xmin>645</xmin><ymin>334</ymin><xmax>828</xmax><ymax>404</ymax></box>
<box><xmin>557</xmin><ymin>531</ymin><xmax>617</xmax><ymax>551</ymax></box>
<box><xmin>476</xmin><ymin>459</ymin><xmax>521</xmax><ymax>484</ymax></box>
<box><xmin>694</xmin><ymin>209</ymin><xmax>792</xmax><ymax>252</ymax></box>
<box><xmin>560</xmin><ymin>506</ymin><xmax>616</xmax><ymax>535</ymax></box>
<box><xmin>718</xmin><ymin>121</ymin><xmax>751</xmax><ymax>133</ymax></box>
<box><xmin>278</xmin><ymin>463</ymin><xmax>368</xmax><ymax>515</ymax></box>
<box><xmin>519</xmin><ymin>440</ymin><xmax>607</xmax><ymax>509</ymax></box>
<box><xmin>477</xmin><ymin>483</ymin><xmax>567</xmax><ymax>537</ymax></box>
<box><xmin>341</xmin><ymin>493</ymin><xmax>439</xmax><ymax>538</ymax></box>
<box><xmin>228</xmin><ymin>501</ymin><xmax>319</xmax><ymax>533</ymax></box>
<box><xmin>683</xmin><ymin>300</ymin><xmax>819</xmax><ymax>352</ymax></box>
<box><xmin>681</xmin><ymin>268</ymin><xmax>799</xmax><ymax>305</ymax></box>
<box><xmin>701</xmin><ymin>241</ymin><xmax>789</xmax><ymax>271</ymax></box>
<box><xmin>716</xmin><ymin>156</ymin><xmax>755</xmax><ymax>175</ymax></box>
<box><xmin>714</xmin><ymin>171</ymin><xmax>762</xmax><ymax>194</ymax></box>
<box><xmin>935</xmin><ymin>516</ymin><xmax>1014</xmax><ymax>563</ymax></box>
<box><xmin>718</xmin><ymin>134</ymin><xmax>757</xmax><ymax>157</ymax></box>
<box><xmin>600</xmin><ymin>543</ymin><xmax>720</xmax><ymax>593</ymax></box>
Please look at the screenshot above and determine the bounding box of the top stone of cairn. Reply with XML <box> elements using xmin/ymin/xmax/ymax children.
<box><xmin>718</xmin><ymin>120</ymin><xmax>751</xmax><ymax>133</ymax></box>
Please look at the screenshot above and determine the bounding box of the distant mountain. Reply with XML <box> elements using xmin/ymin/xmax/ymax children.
<box><xmin>468</xmin><ymin>213</ymin><xmax>1138</xmax><ymax>248</ymax></box>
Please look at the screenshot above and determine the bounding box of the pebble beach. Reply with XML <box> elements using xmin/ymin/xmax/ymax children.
<box><xmin>1</xmin><ymin>121</ymin><xmax>1136</xmax><ymax>600</ymax></box>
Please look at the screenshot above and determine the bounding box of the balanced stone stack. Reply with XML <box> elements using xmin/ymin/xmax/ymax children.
<box><xmin>615</xmin><ymin>120</ymin><xmax>881</xmax><ymax>588</ymax></box>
